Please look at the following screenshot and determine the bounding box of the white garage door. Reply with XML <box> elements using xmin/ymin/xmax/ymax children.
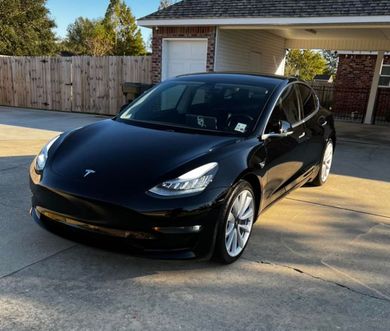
<box><xmin>162</xmin><ymin>39</ymin><xmax>208</xmax><ymax>80</ymax></box>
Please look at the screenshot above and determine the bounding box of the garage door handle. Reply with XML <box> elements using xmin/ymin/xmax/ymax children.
<box><xmin>299</xmin><ymin>132</ymin><xmax>306</xmax><ymax>139</ymax></box>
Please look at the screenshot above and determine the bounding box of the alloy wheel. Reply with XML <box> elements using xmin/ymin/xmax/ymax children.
<box><xmin>225</xmin><ymin>190</ymin><xmax>255</xmax><ymax>257</ymax></box>
<box><xmin>321</xmin><ymin>142</ymin><xmax>333</xmax><ymax>182</ymax></box>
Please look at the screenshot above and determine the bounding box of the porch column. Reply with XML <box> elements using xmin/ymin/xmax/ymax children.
<box><xmin>364</xmin><ymin>51</ymin><xmax>384</xmax><ymax>124</ymax></box>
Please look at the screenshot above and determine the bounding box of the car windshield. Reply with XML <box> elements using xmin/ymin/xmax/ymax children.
<box><xmin>119</xmin><ymin>78</ymin><xmax>275</xmax><ymax>135</ymax></box>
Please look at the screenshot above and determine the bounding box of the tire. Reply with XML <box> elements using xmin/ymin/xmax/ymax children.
<box><xmin>213</xmin><ymin>180</ymin><xmax>256</xmax><ymax>264</ymax></box>
<box><xmin>312</xmin><ymin>139</ymin><xmax>334</xmax><ymax>186</ymax></box>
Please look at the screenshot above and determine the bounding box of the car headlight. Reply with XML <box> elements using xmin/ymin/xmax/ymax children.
<box><xmin>35</xmin><ymin>136</ymin><xmax>60</xmax><ymax>172</ymax></box>
<box><xmin>149</xmin><ymin>162</ymin><xmax>218</xmax><ymax>197</ymax></box>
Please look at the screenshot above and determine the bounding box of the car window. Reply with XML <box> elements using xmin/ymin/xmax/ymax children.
<box><xmin>120</xmin><ymin>79</ymin><xmax>276</xmax><ymax>135</ymax></box>
<box><xmin>279</xmin><ymin>85</ymin><xmax>300</xmax><ymax>125</ymax></box>
<box><xmin>265</xmin><ymin>102</ymin><xmax>288</xmax><ymax>133</ymax></box>
<box><xmin>160</xmin><ymin>84</ymin><xmax>187</xmax><ymax>111</ymax></box>
<box><xmin>298</xmin><ymin>84</ymin><xmax>318</xmax><ymax>118</ymax></box>
<box><xmin>191</xmin><ymin>88</ymin><xmax>206</xmax><ymax>106</ymax></box>
<box><xmin>269</xmin><ymin>84</ymin><xmax>300</xmax><ymax>126</ymax></box>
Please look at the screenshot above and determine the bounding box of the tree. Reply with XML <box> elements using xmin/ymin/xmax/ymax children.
<box><xmin>322</xmin><ymin>50</ymin><xmax>338</xmax><ymax>76</ymax></box>
<box><xmin>104</xmin><ymin>0</ymin><xmax>146</xmax><ymax>55</ymax></box>
<box><xmin>159</xmin><ymin>0</ymin><xmax>177</xmax><ymax>9</ymax></box>
<box><xmin>62</xmin><ymin>18</ymin><xmax>97</xmax><ymax>55</ymax></box>
<box><xmin>0</xmin><ymin>0</ymin><xmax>57</xmax><ymax>56</ymax></box>
<box><xmin>285</xmin><ymin>49</ymin><xmax>328</xmax><ymax>81</ymax></box>
<box><xmin>62</xmin><ymin>18</ymin><xmax>113</xmax><ymax>56</ymax></box>
<box><xmin>61</xmin><ymin>0</ymin><xmax>146</xmax><ymax>56</ymax></box>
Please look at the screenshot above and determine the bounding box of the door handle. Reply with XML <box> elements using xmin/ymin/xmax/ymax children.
<box><xmin>319</xmin><ymin>117</ymin><xmax>328</xmax><ymax>127</ymax></box>
<box><xmin>299</xmin><ymin>132</ymin><xmax>306</xmax><ymax>139</ymax></box>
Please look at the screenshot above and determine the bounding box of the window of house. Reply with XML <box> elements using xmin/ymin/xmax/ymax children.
<box><xmin>379</xmin><ymin>65</ymin><xmax>390</xmax><ymax>88</ymax></box>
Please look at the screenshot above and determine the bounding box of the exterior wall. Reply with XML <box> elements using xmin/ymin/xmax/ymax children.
<box><xmin>286</xmin><ymin>39</ymin><xmax>390</xmax><ymax>51</ymax></box>
<box><xmin>335</xmin><ymin>54</ymin><xmax>390</xmax><ymax>120</ymax></box>
<box><xmin>336</xmin><ymin>54</ymin><xmax>376</xmax><ymax>90</ymax></box>
<box><xmin>151</xmin><ymin>26</ymin><xmax>216</xmax><ymax>83</ymax></box>
<box><xmin>215</xmin><ymin>29</ymin><xmax>286</xmax><ymax>75</ymax></box>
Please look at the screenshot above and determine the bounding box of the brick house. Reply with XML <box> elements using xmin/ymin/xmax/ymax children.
<box><xmin>335</xmin><ymin>52</ymin><xmax>390</xmax><ymax>123</ymax></box>
<box><xmin>138</xmin><ymin>0</ymin><xmax>390</xmax><ymax>124</ymax></box>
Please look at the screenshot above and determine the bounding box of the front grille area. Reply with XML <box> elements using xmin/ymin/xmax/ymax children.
<box><xmin>35</xmin><ymin>206</ymin><xmax>156</xmax><ymax>240</ymax></box>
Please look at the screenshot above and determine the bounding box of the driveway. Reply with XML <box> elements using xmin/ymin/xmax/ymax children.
<box><xmin>1</xmin><ymin>106</ymin><xmax>389</xmax><ymax>330</ymax></box>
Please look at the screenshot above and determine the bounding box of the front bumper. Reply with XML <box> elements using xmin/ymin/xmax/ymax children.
<box><xmin>30</xmin><ymin>170</ymin><xmax>227</xmax><ymax>259</ymax></box>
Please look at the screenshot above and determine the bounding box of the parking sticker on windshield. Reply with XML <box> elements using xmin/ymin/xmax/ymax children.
<box><xmin>235</xmin><ymin>123</ymin><xmax>247</xmax><ymax>133</ymax></box>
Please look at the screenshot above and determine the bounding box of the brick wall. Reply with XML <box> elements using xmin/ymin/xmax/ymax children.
<box><xmin>335</xmin><ymin>54</ymin><xmax>390</xmax><ymax>121</ymax></box>
<box><xmin>151</xmin><ymin>26</ymin><xmax>216</xmax><ymax>84</ymax></box>
<box><xmin>335</xmin><ymin>54</ymin><xmax>377</xmax><ymax>90</ymax></box>
<box><xmin>334</xmin><ymin>54</ymin><xmax>375</xmax><ymax>119</ymax></box>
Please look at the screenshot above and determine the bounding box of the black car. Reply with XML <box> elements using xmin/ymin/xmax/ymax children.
<box><xmin>30</xmin><ymin>73</ymin><xmax>335</xmax><ymax>263</ymax></box>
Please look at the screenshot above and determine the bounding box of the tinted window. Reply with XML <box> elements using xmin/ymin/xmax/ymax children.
<box><xmin>120</xmin><ymin>79</ymin><xmax>275</xmax><ymax>135</ymax></box>
<box><xmin>161</xmin><ymin>84</ymin><xmax>186</xmax><ymax>111</ymax></box>
<box><xmin>265</xmin><ymin>101</ymin><xmax>287</xmax><ymax>134</ymax></box>
<box><xmin>278</xmin><ymin>85</ymin><xmax>300</xmax><ymax>124</ymax></box>
<box><xmin>265</xmin><ymin>85</ymin><xmax>302</xmax><ymax>133</ymax></box>
<box><xmin>298</xmin><ymin>84</ymin><xmax>317</xmax><ymax>118</ymax></box>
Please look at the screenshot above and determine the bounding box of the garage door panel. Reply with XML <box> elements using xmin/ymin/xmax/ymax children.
<box><xmin>189</xmin><ymin>62</ymin><xmax>206</xmax><ymax>72</ymax></box>
<box><xmin>163</xmin><ymin>40</ymin><xmax>208</xmax><ymax>80</ymax></box>
<box><xmin>168</xmin><ymin>43</ymin><xmax>190</xmax><ymax>58</ymax></box>
<box><xmin>191</xmin><ymin>43</ymin><xmax>208</xmax><ymax>58</ymax></box>
<box><xmin>167</xmin><ymin>65</ymin><xmax>186</xmax><ymax>78</ymax></box>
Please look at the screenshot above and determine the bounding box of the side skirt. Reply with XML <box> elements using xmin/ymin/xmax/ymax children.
<box><xmin>259</xmin><ymin>164</ymin><xmax>320</xmax><ymax>215</ymax></box>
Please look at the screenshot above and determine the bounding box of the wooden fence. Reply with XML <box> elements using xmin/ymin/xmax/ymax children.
<box><xmin>0</xmin><ymin>56</ymin><xmax>152</xmax><ymax>115</ymax></box>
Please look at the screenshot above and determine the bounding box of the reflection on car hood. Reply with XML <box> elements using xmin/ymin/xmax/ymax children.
<box><xmin>50</xmin><ymin>119</ymin><xmax>237</xmax><ymax>193</ymax></box>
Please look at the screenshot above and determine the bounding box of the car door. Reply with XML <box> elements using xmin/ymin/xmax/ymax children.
<box><xmin>297</xmin><ymin>83</ymin><xmax>324</xmax><ymax>168</ymax></box>
<box><xmin>262</xmin><ymin>84</ymin><xmax>309</xmax><ymax>205</ymax></box>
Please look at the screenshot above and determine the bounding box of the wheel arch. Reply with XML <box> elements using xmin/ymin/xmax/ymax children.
<box><xmin>236</xmin><ymin>172</ymin><xmax>263</xmax><ymax>219</ymax></box>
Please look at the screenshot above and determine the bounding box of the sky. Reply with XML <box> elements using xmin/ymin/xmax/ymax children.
<box><xmin>46</xmin><ymin>0</ymin><xmax>161</xmax><ymax>42</ymax></box>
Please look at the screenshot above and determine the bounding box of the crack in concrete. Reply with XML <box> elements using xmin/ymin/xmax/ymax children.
<box><xmin>0</xmin><ymin>165</ymin><xmax>25</xmax><ymax>172</ymax></box>
<box><xmin>279</xmin><ymin>222</ymin><xmax>390</xmax><ymax>302</ymax></box>
<box><xmin>338</xmin><ymin>138</ymin><xmax>390</xmax><ymax>149</ymax></box>
<box><xmin>0</xmin><ymin>245</ymin><xmax>78</xmax><ymax>280</ymax></box>
<box><xmin>0</xmin><ymin>159</ymin><xmax>31</xmax><ymax>173</ymax></box>
<box><xmin>246</xmin><ymin>258</ymin><xmax>390</xmax><ymax>304</ymax></box>
<box><xmin>320</xmin><ymin>223</ymin><xmax>390</xmax><ymax>302</ymax></box>
<box><xmin>286</xmin><ymin>197</ymin><xmax>390</xmax><ymax>221</ymax></box>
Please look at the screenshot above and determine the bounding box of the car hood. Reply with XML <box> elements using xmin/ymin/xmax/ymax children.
<box><xmin>49</xmin><ymin>119</ymin><xmax>238</xmax><ymax>194</ymax></box>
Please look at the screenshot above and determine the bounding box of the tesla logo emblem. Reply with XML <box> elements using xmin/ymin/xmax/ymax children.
<box><xmin>84</xmin><ymin>169</ymin><xmax>96</xmax><ymax>178</ymax></box>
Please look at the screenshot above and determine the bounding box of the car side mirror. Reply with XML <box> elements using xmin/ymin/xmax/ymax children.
<box><xmin>262</xmin><ymin>120</ymin><xmax>294</xmax><ymax>140</ymax></box>
<box><xmin>279</xmin><ymin>120</ymin><xmax>293</xmax><ymax>135</ymax></box>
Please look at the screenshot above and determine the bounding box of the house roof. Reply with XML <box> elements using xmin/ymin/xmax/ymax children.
<box><xmin>139</xmin><ymin>0</ymin><xmax>390</xmax><ymax>21</ymax></box>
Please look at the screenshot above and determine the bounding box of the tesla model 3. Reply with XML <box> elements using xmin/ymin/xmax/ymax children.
<box><xmin>30</xmin><ymin>73</ymin><xmax>336</xmax><ymax>263</ymax></box>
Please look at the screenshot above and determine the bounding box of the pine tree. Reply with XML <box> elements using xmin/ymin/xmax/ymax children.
<box><xmin>104</xmin><ymin>0</ymin><xmax>146</xmax><ymax>56</ymax></box>
<box><xmin>0</xmin><ymin>0</ymin><xmax>57</xmax><ymax>55</ymax></box>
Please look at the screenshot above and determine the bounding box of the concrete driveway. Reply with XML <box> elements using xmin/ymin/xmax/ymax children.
<box><xmin>1</xmin><ymin>106</ymin><xmax>389</xmax><ymax>330</ymax></box>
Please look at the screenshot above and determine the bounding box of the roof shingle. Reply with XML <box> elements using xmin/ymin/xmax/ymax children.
<box><xmin>139</xmin><ymin>0</ymin><xmax>390</xmax><ymax>20</ymax></box>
